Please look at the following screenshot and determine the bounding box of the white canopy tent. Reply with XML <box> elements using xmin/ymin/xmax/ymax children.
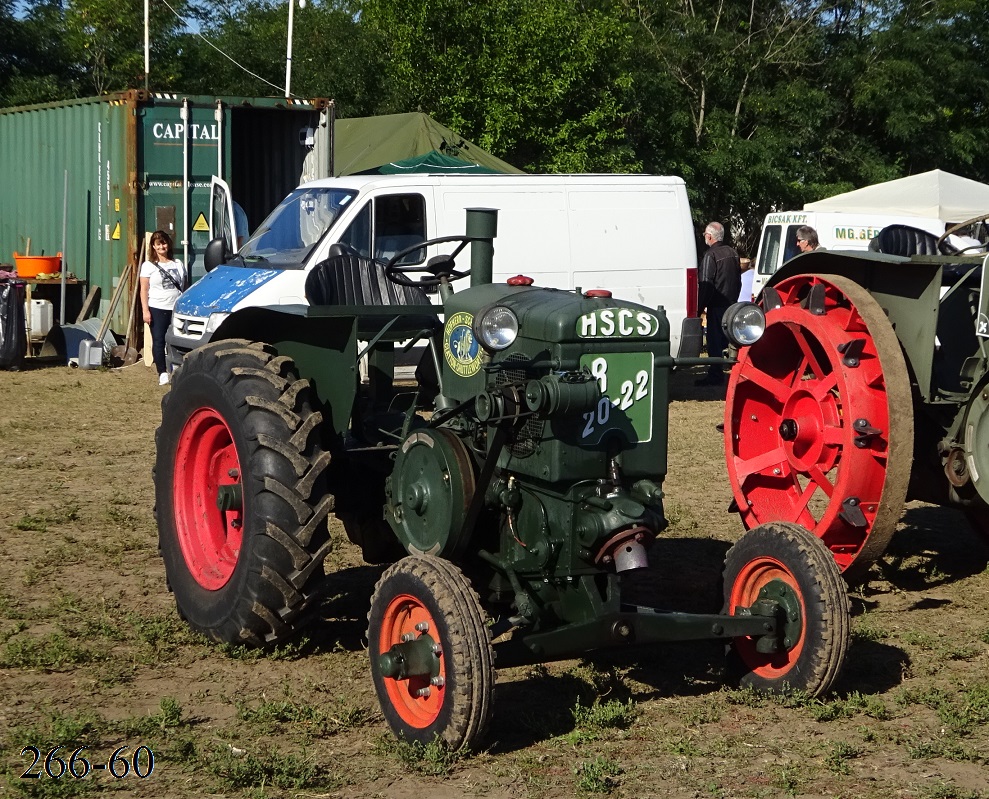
<box><xmin>804</xmin><ymin>170</ymin><xmax>989</xmax><ymax>222</ymax></box>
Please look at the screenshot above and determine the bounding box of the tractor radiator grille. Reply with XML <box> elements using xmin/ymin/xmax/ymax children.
<box><xmin>498</xmin><ymin>353</ymin><xmax>542</xmax><ymax>458</ymax></box>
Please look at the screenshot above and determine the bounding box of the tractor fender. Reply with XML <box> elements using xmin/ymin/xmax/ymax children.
<box><xmin>211</xmin><ymin>305</ymin><xmax>360</xmax><ymax>441</ymax></box>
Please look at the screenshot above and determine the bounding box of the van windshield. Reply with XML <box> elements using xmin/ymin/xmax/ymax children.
<box><xmin>238</xmin><ymin>188</ymin><xmax>357</xmax><ymax>268</ymax></box>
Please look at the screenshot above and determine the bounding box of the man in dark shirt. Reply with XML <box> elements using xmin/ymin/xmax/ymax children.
<box><xmin>697</xmin><ymin>221</ymin><xmax>741</xmax><ymax>386</ymax></box>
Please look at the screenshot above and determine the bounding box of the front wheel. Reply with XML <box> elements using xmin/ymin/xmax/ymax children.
<box><xmin>723</xmin><ymin>521</ymin><xmax>850</xmax><ymax>696</ymax></box>
<box><xmin>368</xmin><ymin>555</ymin><xmax>494</xmax><ymax>751</ymax></box>
<box><xmin>155</xmin><ymin>339</ymin><xmax>333</xmax><ymax>645</ymax></box>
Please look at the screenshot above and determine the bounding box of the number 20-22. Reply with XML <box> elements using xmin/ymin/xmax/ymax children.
<box><xmin>582</xmin><ymin>357</ymin><xmax>649</xmax><ymax>439</ymax></box>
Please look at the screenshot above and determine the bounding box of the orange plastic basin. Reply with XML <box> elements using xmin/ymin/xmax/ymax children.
<box><xmin>13</xmin><ymin>252</ymin><xmax>62</xmax><ymax>278</ymax></box>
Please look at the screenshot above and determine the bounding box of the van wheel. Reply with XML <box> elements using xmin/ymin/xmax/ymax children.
<box><xmin>155</xmin><ymin>339</ymin><xmax>333</xmax><ymax>645</ymax></box>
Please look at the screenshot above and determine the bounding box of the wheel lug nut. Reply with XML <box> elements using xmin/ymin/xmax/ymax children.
<box><xmin>415</xmin><ymin>622</ymin><xmax>429</xmax><ymax>633</ymax></box>
<box><xmin>415</xmin><ymin>687</ymin><xmax>431</xmax><ymax>698</ymax></box>
<box><xmin>432</xmin><ymin>644</ymin><xmax>442</xmax><ymax>655</ymax></box>
<box><xmin>430</xmin><ymin>676</ymin><xmax>445</xmax><ymax>687</ymax></box>
<box><xmin>401</xmin><ymin>633</ymin><xmax>415</xmax><ymax>642</ymax></box>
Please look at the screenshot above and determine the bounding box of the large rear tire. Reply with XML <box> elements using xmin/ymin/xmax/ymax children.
<box><xmin>156</xmin><ymin>339</ymin><xmax>333</xmax><ymax>645</ymax></box>
<box><xmin>723</xmin><ymin>521</ymin><xmax>850</xmax><ymax>697</ymax></box>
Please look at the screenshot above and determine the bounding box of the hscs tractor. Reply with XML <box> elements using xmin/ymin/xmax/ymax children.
<box><xmin>156</xmin><ymin>209</ymin><xmax>850</xmax><ymax>751</ymax></box>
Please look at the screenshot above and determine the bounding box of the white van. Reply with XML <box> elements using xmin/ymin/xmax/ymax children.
<box><xmin>168</xmin><ymin>173</ymin><xmax>700</xmax><ymax>362</ymax></box>
<box><xmin>751</xmin><ymin>210</ymin><xmax>946</xmax><ymax>297</ymax></box>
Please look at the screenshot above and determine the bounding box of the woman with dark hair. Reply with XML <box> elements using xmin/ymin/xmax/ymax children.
<box><xmin>139</xmin><ymin>230</ymin><xmax>186</xmax><ymax>385</ymax></box>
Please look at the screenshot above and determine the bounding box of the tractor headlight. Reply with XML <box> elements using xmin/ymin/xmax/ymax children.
<box><xmin>475</xmin><ymin>305</ymin><xmax>519</xmax><ymax>351</ymax></box>
<box><xmin>721</xmin><ymin>302</ymin><xmax>765</xmax><ymax>347</ymax></box>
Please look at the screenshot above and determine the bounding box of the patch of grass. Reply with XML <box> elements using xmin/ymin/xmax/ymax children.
<box><xmin>768</xmin><ymin>763</ymin><xmax>801</xmax><ymax>795</ymax></box>
<box><xmin>126</xmin><ymin>612</ymin><xmax>195</xmax><ymax>661</ymax></box>
<box><xmin>374</xmin><ymin>735</ymin><xmax>466</xmax><ymax>777</ymax></box>
<box><xmin>682</xmin><ymin>700</ymin><xmax>721</xmax><ymax>726</ymax></box>
<box><xmin>915</xmin><ymin>781</ymin><xmax>984</xmax><ymax>799</ymax></box>
<box><xmin>899</xmin><ymin>683</ymin><xmax>989</xmax><ymax>736</ymax></box>
<box><xmin>3</xmin><ymin>709</ymin><xmax>105</xmax><ymax>756</ymax></box>
<box><xmin>219</xmin><ymin>636</ymin><xmax>311</xmax><ymax>662</ymax></box>
<box><xmin>574</xmin><ymin>756</ymin><xmax>622</xmax><ymax>794</ymax></box>
<box><xmin>905</xmin><ymin>737</ymin><xmax>979</xmax><ymax>762</ymax></box>
<box><xmin>826</xmin><ymin>741</ymin><xmax>862</xmax><ymax>775</ymax></box>
<box><xmin>572</xmin><ymin>698</ymin><xmax>637</xmax><ymax>732</ymax></box>
<box><xmin>234</xmin><ymin>690</ymin><xmax>373</xmax><ymax>737</ymax></box>
<box><xmin>812</xmin><ymin>691</ymin><xmax>891</xmax><ymax>722</ymax></box>
<box><xmin>236</xmin><ymin>697</ymin><xmax>329</xmax><ymax>735</ymax></box>
<box><xmin>116</xmin><ymin>697</ymin><xmax>184</xmax><ymax>739</ymax></box>
<box><xmin>14</xmin><ymin>503</ymin><xmax>81</xmax><ymax>533</ymax></box>
<box><xmin>664</xmin><ymin>733</ymin><xmax>701</xmax><ymax>757</ymax></box>
<box><xmin>205</xmin><ymin>743</ymin><xmax>339</xmax><ymax>791</ymax></box>
<box><xmin>902</xmin><ymin>631</ymin><xmax>982</xmax><ymax>662</ymax></box>
<box><xmin>0</xmin><ymin>631</ymin><xmax>99</xmax><ymax>670</ymax></box>
<box><xmin>852</xmin><ymin>620</ymin><xmax>891</xmax><ymax>643</ymax></box>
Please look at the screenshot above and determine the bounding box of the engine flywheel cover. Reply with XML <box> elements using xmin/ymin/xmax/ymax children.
<box><xmin>388</xmin><ymin>428</ymin><xmax>477</xmax><ymax>558</ymax></box>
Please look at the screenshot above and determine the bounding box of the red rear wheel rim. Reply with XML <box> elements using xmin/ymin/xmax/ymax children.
<box><xmin>378</xmin><ymin>594</ymin><xmax>445</xmax><ymax>728</ymax></box>
<box><xmin>173</xmin><ymin>408</ymin><xmax>244</xmax><ymax>590</ymax></box>
<box><xmin>725</xmin><ymin>275</ymin><xmax>898</xmax><ymax>572</ymax></box>
<box><xmin>728</xmin><ymin>557</ymin><xmax>805</xmax><ymax>678</ymax></box>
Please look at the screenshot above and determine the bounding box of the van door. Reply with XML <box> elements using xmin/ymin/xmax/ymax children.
<box><xmin>753</xmin><ymin>223</ymin><xmax>803</xmax><ymax>295</ymax></box>
<box><xmin>335</xmin><ymin>192</ymin><xmax>429</xmax><ymax>267</ymax></box>
<box><xmin>209</xmin><ymin>176</ymin><xmax>238</xmax><ymax>254</ymax></box>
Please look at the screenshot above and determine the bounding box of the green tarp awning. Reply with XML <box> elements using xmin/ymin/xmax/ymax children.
<box><xmin>334</xmin><ymin>112</ymin><xmax>522</xmax><ymax>176</ymax></box>
<box><xmin>359</xmin><ymin>150</ymin><xmax>503</xmax><ymax>175</ymax></box>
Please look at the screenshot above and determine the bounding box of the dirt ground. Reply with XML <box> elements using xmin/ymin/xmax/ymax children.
<box><xmin>1</xmin><ymin>360</ymin><xmax>987</xmax><ymax>799</ymax></box>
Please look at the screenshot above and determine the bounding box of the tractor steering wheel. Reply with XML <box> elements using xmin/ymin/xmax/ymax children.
<box><xmin>384</xmin><ymin>235</ymin><xmax>481</xmax><ymax>287</ymax></box>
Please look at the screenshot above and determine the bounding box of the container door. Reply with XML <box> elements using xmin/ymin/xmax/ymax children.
<box><xmin>210</xmin><ymin>176</ymin><xmax>238</xmax><ymax>254</ymax></box>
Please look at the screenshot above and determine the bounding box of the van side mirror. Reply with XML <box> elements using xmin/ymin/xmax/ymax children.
<box><xmin>204</xmin><ymin>237</ymin><xmax>231</xmax><ymax>273</ymax></box>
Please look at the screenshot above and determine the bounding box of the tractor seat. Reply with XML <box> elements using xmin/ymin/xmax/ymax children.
<box><xmin>305</xmin><ymin>253</ymin><xmax>439</xmax><ymax>340</ymax></box>
<box><xmin>874</xmin><ymin>225</ymin><xmax>959</xmax><ymax>257</ymax></box>
<box><xmin>305</xmin><ymin>253</ymin><xmax>431</xmax><ymax>307</ymax></box>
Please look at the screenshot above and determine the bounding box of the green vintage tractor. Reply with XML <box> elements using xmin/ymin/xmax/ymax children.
<box><xmin>723</xmin><ymin>222</ymin><xmax>989</xmax><ymax>579</ymax></box>
<box><xmin>155</xmin><ymin>209</ymin><xmax>850</xmax><ymax>751</ymax></box>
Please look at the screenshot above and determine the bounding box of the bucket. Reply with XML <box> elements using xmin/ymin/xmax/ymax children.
<box><xmin>13</xmin><ymin>252</ymin><xmax>62</xmax><ymax>278</ymax></box>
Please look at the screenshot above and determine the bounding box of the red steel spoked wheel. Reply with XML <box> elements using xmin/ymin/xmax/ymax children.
<box><xmin>172</xmin><ymin>407</ymin><xmax>244</xmax><ymax>590</ymax></box>
<box><xmin>725</xmin><ymin>274</ymin><xmax>913</xmax><ymax>575</ymax></box>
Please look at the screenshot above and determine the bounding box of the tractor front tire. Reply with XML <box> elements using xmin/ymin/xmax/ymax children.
<box><xmin>156</xmin><ymin>339</ymin><xmax>333</xmax><ymax>646</ymax></box>
<box><xmin>723</xmin><ymin>521</ymin><xmax>850</xmax><ymax>697</ymax></box>
<box><xmin>368</xmin><ymin>555</ymin><xmax>493</xmax><ymax>751</ymax></box>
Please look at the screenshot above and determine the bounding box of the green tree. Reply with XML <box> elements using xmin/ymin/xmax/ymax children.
<box><xmin>178</xmin><ymin>0</ymin><xmax>387</xmax><ymax>115</ymax></box>
<box><xmin>0</xmin><ymin>0</ymin><xmax>81</xmax><ymax>106</ymax></box>
<box><xmin>357</xmin><ymin>0</ymin><xmax>641</xmax><ymax>171</ymax></box>
<box><xmin>627</xmin><ymin>0</ymin><xmax>840</xmax><ymax>249</ymax></box>
<box><xmin>848</xmin><ymin>0</ymin><xmax>989</xmax><ymax>182</ymax></box>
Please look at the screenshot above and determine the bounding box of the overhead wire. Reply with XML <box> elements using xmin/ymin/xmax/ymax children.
<box><xmin>157</xmin><ymin>0</ymin><xmax>291</xmax><ymax>96</ymax></box>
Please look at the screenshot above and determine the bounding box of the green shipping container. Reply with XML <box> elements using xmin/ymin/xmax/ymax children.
<box><xmin>0</xmin><ymin>90</ymin><xmax>331</xmax><ymax>333</ymax></box>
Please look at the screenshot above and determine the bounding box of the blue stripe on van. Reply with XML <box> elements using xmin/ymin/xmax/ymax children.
<box><xmin>174</xmin><ymin>266</ymin><xmax>282</xmax><ymax>316</ymax></box>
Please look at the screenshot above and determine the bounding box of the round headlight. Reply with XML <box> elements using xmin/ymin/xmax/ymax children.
<box><xmin>721</xmin><ymin>302</ymin><xmax>766</xmax><ymax>347</ymax></box>
<box><xmin>475</xmin><ymin>305</ymin><xmax>519</xmax><ymax>351</ymax></box>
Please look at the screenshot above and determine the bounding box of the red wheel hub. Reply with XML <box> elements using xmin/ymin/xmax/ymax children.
<box><xmin>728</xmin><ymin>557</ymin><xmax>805</xmax><ymax>678</ymax></box>
<box><xmin>378</xmin><ymin>594</ymin><xmax>445</xmax><ymax>728</ymax></box>
<box><xmin>725</xmin><ymin>274</ymin><xmax>905</xmax><ymax>572</ymax></box>
<box><xmin>173</xmin><ymin>408</ymin><xmax>244</xmax><ymax>590</ymax></box>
